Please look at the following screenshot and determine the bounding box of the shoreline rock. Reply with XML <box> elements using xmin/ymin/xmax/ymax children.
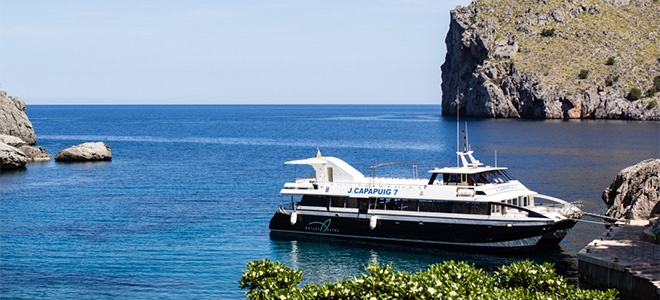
<box><xmin>0</xmin><ymin>91</ymin><xmax>37</xmax><ymax>144</ymax></box>
<box><xmin>0</xmin><ymin>142</ymin><xmax>27</xmax><ymax>170</ymax></box>
<box><xmin>602</xmin><ymin>159</ymin><xmax>660</xmax><ymax>220</ymax></box>
<box><xmin>55</xmin><ymin>142</ymin><xmax>112</xmax><ymax>162</ymax></box>
<box><xmin>0</xmin><ymin>134</ymin><xmax>51</xmax><ymax>162</ymax></box>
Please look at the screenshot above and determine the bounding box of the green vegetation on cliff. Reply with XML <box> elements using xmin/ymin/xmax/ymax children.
<box><xmin>239</xmin><ymin>259</ymin><xmax>618</xmax><ymax>299</ymax></box>
<box><xmin>473</xmin><ymin>0</ymin><xmax>660</xmax><ymax>99</ymax></box>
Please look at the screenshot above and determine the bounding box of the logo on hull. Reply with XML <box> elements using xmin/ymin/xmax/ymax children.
<box><xmin>306</xmin><ymin>219</ymin><xmax>338</xmax><ymax>233</ymax></box>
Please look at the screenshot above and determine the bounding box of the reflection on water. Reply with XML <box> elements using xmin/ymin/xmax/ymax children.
<box><xmin>269</xmin><ymin>233</ymin><xmax>579</xmax><ymax>285</ymax></box>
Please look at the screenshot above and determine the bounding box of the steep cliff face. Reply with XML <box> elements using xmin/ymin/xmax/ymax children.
<box><xmin>441</xmin><ymin>0</ymin><xmax>660</xmax><ymax>120</ymax></box>
<box><xmin>0</xmin><ymin>91</ymin><xmax>37</xmax><ymax>144</ymax></box>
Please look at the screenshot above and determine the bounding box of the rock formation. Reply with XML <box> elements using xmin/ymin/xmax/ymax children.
<box><xmin>603</xmin><ymin>159</ymin><xmax>660</xmax><ymax>220</ymax></box>
<box><xmin>18</xmin><ymin>145</ymin><xmax>51</xmax><ymax>162</ymax></box>
<box><xmin>0</xmin><ymin>134</ymin><xmax>50</xmax><ymax>162</ymax></box>
<box><xmin>0</xmin><ymin>142</ymin><xmax>27</xmax><ymax>170</ymax></box>
<box><xmin>0</xmin><ymin>91</ymin><xmax>37</xmax><ymax>143</ymax></box>
<box><xmin>55</xmin><ymin>142</ymin><xmax>112</xmax><ymax>162</ymax></box>
<box><xmin>441</xmin><ymin>0</ymin><xmax>660</xmax><ymax>120</ymax></box>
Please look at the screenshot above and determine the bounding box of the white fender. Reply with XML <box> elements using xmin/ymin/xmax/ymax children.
<box><xmin>369</xmin><ymin>215</ymin><xmax>378</xmax><ymax>230</ymax></box>
<box><xmin>290</xmin><ymin>212</ymin><xmax>298</xmax><ymax>225</ymax></box>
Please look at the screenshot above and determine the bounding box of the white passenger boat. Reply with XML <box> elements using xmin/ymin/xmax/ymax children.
<box><xmin>269</xmin><ymin>149</ymin><xmax>582</xmax><ymax>249</ymax></box>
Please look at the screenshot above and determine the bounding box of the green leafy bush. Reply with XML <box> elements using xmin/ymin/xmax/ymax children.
<box><xmin>628</xmin><ymin>87</ymin><xmax>642</xmax><ymax>100</ymax></box>
<box><xmin>239</xmin><ymin>259</ymin><xmax>618</xmax><ymax>300</ymax></box>
<box><xmin>654</xmin><ymin>76</ymin><xmax>660</xmax><ymax>89</ymax></box>
<box><xmin>648</xmin><ymin>101</ymin><xmax>658</xmax><ymax>109</ymax></box>
<box><xmin>541</xmin><ymin>28</ymin><xmax>556</xmax><ymax>37</ymax></box>
<box><xmin>646</xmin><ymin>86</ymin><xmax>658</xmax><ymax>97</ymax></box>
<box><xmin>238</xmin><ymin>259</ymin><xmax>304</xmax><ymax>300</ymax></box>
<box><xmin>606</xmin><ymin>57</ymin><xmax>616</xmax><ymax>65</ymax></box>
<box><xmin>578</xmin><ymin>69</ymin><xmax>590</xmax><ymax>79</ymax></box>
<box><xmin>605</xmin><ymin>74</ymin><xmax>619</xmax><ymax>86</ymax></box>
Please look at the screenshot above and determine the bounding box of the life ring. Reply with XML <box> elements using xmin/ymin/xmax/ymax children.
<box><xmin>290</xmin><ymin>212</ymin><xmax>298</xmax><ymax>225</ymax></box>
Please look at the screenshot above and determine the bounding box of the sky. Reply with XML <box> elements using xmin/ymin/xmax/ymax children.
<box><xmin>0</xmin><ymin>0</ymin><xmax>471</xmax><ymax>105</ymax></box>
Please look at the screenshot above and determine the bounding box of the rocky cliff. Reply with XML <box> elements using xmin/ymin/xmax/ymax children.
<box><xmin>0</xmin><ymin>91</ymin><xmax>37</xmax><ymax>143</ymax></box>
<box><xmin>603</xmin><ymin>159</ymin><xmax>660</xmax><ymax>220</ymax></box>
<box><xmin>441</xmin><ymin>0</ymin><xmax>660</xmax><ymax>120</ymax></box>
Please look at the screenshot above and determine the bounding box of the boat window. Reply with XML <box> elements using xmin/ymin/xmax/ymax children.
<box><xmin>330</xmin><ymin>197</ymin><xmax>346</xmax><ymax>208</ymax></box>
<box><xmin>520</xmin><ymin>196</ymin><xmax>528</xmax><ymax>207</ymax></box>
<box><xmin>387</xmin><ymin>198</ymin><xmax>401</xmax><ymax>210</ymax></box>
<box><xmin>491</xmin><ymin>204</ymin><xmax>502</xmax><ymax>215</ymax></box>
<box><xmin>358</xmin><ymin>199</ymin><xmax>369</xmax><ymax>214</ymax></box>
<box><xmin>371</xmin><ymin>198</ymin><xmax>387</xmax><ymax>210</ymax></box>
<box><xmin>346</xmin><ymin>198</ymin><xmax>359</xmax><ymax>208</ymax></box>
<box><xmin>366</xmin><ymin>199</ymin><xmax>488</xmax><ymax>215</ymax></box>
<box><xmin>300</xmin><ymin>195</ymin><xmax>329</xmax><ymax>207</ymax></box>
<box><xmin>443</xmin><ymin>173</ymin><xmax>461</xmax><ymax>185</ymax></box>
<box><xmin>401</xmin><ymin>199</ymin><xmax>418</xmax><ymax>211</ymax></box>
<box><xmin>453</xmin><ymin>202</ymin><xmax>471</xmax><ymax>214</ymax></box>
<box><xmin>471</xmin><ymin>170</ymin><xmax>515</xmax><ymax>185</ymax></box>
<box><xmin>435</xmin><ymin>201</ymin><xmax>453</xmax><ymax>213</ymax></box>
<box><xmin>499</xmin><ymin>170</ymin><xmax>516</xmax><ymax>181</ymax></box>
<box><xmin>471</xmin><ymin>203</ymin><xmax>488</xmax><ymax>215</ymax></box>
<box><xmin>327</xmin><ymin>167</ymin><xmax>334</xmax><ymax>182</ymax></box>
<box><xmin>428</xmin><ymin>173</ymin><xmax>437</xmax><ymax>185</ymax></box>
<box><xmin>418</xmin><ymin>200</ymin><xmax>434</xmax><ymax>212</ymax></box>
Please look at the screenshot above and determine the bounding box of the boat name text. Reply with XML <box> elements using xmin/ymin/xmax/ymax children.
<box><xmin>347</xmin><ymin>187</ymin><xmax>399</xmax><ymax>196</ymax></box>
<box><xmin>494</xmin><ymin>183</ymin><xmax>522</xmax><ymax>193</ymax></box>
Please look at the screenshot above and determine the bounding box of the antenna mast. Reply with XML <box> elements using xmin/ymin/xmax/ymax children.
<box><xmin>456</xmin><ymin>91</ymin><xmax>460</xmax><ymax>166</ymax></box>
<box><xmin>465</xmin><ymin>121</ymin><xmax>469</xmax><ymax>151</ymax></box>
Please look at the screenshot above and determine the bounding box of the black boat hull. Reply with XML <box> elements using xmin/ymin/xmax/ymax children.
<box><xmin>537</xmin><ymin>218</ymin><xmax>579</xmax><ymax>245</ymax></box>
<box><xmin>269</xmin><ymin>211</ymin><xmax>554</xmax><ymax>249</ymax></box>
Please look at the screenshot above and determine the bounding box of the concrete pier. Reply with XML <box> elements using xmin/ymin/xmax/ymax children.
<box><xmin>577</xmin><ymin>220</ymin><xmax>660</xmax><ymax>300</ymax></box>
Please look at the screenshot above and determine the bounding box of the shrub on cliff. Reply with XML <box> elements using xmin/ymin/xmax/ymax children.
<box><xmin>578</xmin><ymin>69</ymin><xmax>590</xmax><ymax>79</ymax></box>
<box><xmin>239</xmin><ymin>259</ymin><xmax>618</xmax><ymax>300</ymax></box>
<box><xmin>605</xmin><ymin>74</ymin><xmax>619</xmax><ymax>87</ymax></box>
<box><xmin>628</xmin><ymin>88</ymin><xmax>642</xmax><ymax>100</ymax></box>
<box><xmin>540</xmin><ymin>28</ymin><xmax>555</xmax><ymax>37</ymax></box>
<box><xmin>606</xmin><ymin>57</ymin><xmax>616</xmax><ymax>66</ymax></box>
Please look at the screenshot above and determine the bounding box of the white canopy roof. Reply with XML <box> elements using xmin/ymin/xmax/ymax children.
<box><xmin>285</xmin><ymin>156</ymin><xmax>366</xmax><ymax>183</ymax></box>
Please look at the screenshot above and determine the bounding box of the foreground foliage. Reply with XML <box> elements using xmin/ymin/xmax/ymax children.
<box><xmin>239</xmin><ymin>259</ymin><xmax>618</xmax><ymax>300</ymax></box>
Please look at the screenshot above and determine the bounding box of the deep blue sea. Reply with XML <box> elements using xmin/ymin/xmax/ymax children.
<box><xmin>1</xmin><ymin>105</ymin><xmax>658</xmax><ymax>299</ymax></box>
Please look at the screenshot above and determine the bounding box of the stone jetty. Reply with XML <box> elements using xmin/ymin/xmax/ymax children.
<box><xmin>578</xmin><ymin>159</ymin><xmax>660</xmax><ymax>300</ymax></box>
<box><xmin>577</xmin><ymin>220</ymin><xmax>660</xmax><ymax>300</ymax></box>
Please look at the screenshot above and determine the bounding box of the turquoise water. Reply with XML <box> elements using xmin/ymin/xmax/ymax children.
<box><xmin>1</xmin><ymin>105</ymin><xmax>658</xmax><ymax>299</ymax></box>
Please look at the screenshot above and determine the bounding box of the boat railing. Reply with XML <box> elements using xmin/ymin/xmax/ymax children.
<box><xmin>489</xmin><ymin>202</ymin><xmax>547</xmax><ymax>219</ymax></box>
<box><xmin>531</xmin><ymin>195</ymin><xmax>583</xmax><ymax>218</ymax></box>
<box><xmin>369</xmin><ymin>162</ymin><xmax>418</xmax><ymax>185</ymax></box>
<box><xmin>279</xmin><ymin>203</ymin><xmax>295</xmax><ymax>211</ymax></box>
<box><xmin>333</xmin><ymin>180</ymin><xmax>429</xmax><ymax>189</ymax></box>
<box><xmin>294</xmin><ymin>177</ymin><xmax>316</xmax><ymax>183</ymax></box>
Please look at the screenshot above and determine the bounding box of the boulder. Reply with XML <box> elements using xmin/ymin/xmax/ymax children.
<box><xmin>0</xmin><ymin>134</ymin><xmax>50</xmax><ymax>162</ymax></box>
<box><xmin>19</xmin><ymin>145</ymin><xmax>51</xmax><ymax>162</ymax></box>
<box><xmin>0</xmin><ymin>134</ymin><xmax>27</xmax><ymax>147</ymax></box>
<box><xmin>55</xmin><ymin>142</ymin><xmax>112</xmax><ymax>162</ymax></box>
<box><xmin>603</xmin><ymin>159</ymin><xmax>660</xmax><ymax>220</ymax></box>
<box><xmin>0</xmin><ymin>91</ymin><xmax>37</xmax><ymax>144</ymax></box>
<box><xmin>0</xmin><ymin>142</ymin><xmax>27</xmax><ymax>170</ymax></box>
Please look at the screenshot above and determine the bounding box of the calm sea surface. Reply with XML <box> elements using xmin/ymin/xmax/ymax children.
<box><xmin>1</xmin><ymin>105</ymin><xmax>658</xmax><ymax>299</ymax></box>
